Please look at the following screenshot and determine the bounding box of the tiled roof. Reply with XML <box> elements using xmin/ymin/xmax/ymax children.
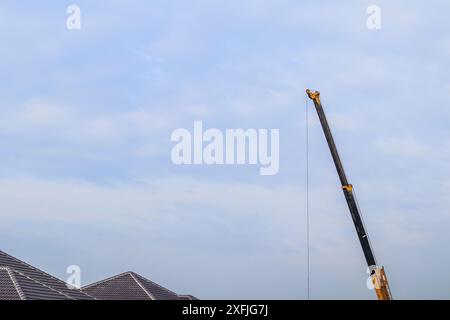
<box><xmin>0</xmin><ymin>266</ymin><xmax>72</xmax><ymax>300</ymax></box>
<box><xmin>82</xmin><ymin>271</ymin><xmax>197</xmax><ymax>300</ymax></box>
<box><xmin>0</xmin><ymin>250</ymin><xmax>94</xmax><ymax>300</ymax></box>
<box><xmin>177</xmin><ymin>294</ymin><xmax>199</xmax><ymax>300</ymax></box>
<box><xmin>0</xmin><ymin>250</ymin><xmax>197</xmax><ymax>300</ymax></box>
<box><xmin>0</xmin><ymin>268</ymin><xmax>22</xmax><ymax>300</ymax></box>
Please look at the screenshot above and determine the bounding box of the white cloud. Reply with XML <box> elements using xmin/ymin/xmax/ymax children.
<box><xmin>0</xmin><ymin>100</ymin><xmax>174</xmax><ymax>144</ymax></box>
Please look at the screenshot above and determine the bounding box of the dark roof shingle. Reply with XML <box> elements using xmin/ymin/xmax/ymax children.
<box><xmin>0</xmin><ymin>250</ymin><xmax>197</xmax><ymax>300</ymax></box>
<box><xmin>12</xmin><ymin>269</ymin><xmax>71</xmax><ymax>300</ymax></box>
<box><xmin>0</xmin><ymin>250</ymin><xmax>93</xmax><ymax>300</ymax></box>
<box><xmin>82</xmin><ymin>271</ymin><xmax>196</xmax><ymax>300</ymax></box>
<box><xmin>0</xmin><ymin>268</ymin><xmax>23</xmax><ymax>300</ymax></box>
<box><xmin>82</xmin><ymin>272</ymin><xmax>151</xmax><ymax>300</ymax></box>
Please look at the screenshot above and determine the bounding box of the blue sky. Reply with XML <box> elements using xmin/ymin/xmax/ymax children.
<box><xmin>0</xmin><ymin>0</ymin><xmax>449</xmax><ymax>299</ymax></box>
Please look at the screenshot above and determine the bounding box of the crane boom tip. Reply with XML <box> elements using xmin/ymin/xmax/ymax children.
<box><xmin>306</xmin><ymin>89</ymin><xmax>320</xmax><ymax>102</ymax></box>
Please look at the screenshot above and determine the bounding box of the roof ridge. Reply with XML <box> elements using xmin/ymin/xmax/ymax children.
<box><xmin>11</xmin><ymin>268</ymin><xmax>75</xmax><ymax>300</ymax></box>
<box><xmin>177</xmin><ymin>294</ymin><xmax>197</xmax><ymax>300</ymax></box>
<box><xmin>0</xmin><ymin>250</ymin><xmax>96</xmax><ymax>300</ymax></box>
<box><xmin>129</xmin><ymin>272</ymin><xmax>156</xmax><ymax>300</ymax></box>
<box><xmin>131</xmin><ymin>272</ymin><xmax>179</xmax><ymax>296</ymax></box>
<box><xmin>81</xmin><ymin>271</ymin><xmax>133</xmax><ymax>290</ymax></box>
<box><xmin>1</xmin><ymin>267</ymin><xmax>26</xmax><ymax>300</ymax></box>
<box><xmin>0</xmin><ymin>251</ymin><xmax>81</xmax><ymax>293</ymax></box>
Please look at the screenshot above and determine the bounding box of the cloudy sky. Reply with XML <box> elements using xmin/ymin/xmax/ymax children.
<box><xmin>0</xmin><ymin>0</ymin><xmax>449</xmax><ymax>299</ymax></box>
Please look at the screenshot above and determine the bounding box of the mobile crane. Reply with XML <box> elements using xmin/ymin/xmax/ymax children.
<box><xmin>306</xmin><ymin>89</ymin><xmax>392</xmax><ymax>300</ymax></box>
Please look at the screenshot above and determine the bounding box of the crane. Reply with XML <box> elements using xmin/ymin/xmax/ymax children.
<box><xmin>306</xmin><ymin>89</ymin><xmax>392</xmax><ymax>300</ymax></box>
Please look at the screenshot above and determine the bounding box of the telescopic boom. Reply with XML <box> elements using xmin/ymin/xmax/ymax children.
<box><xmin>306</xmin><ymin>89</ymin><xmax>392</xmax><ymax>300</ymax></box>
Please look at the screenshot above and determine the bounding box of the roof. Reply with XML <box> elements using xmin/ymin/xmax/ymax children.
<box><xmin>0</xmin><ymin>250</ymin><xmax>197</xmax><ymax>300</ymax></box>
<box><xmin>0</xmin><ymin>250</ymin><xmax>94</xmax><ymax>300</ymax></box>
<box><xmin>0</xmin><ymin>268</ymin><xmax>22</xmax><ymax>300</ymax></box>
<box><xmin>82</xmin><ymin>271</ymin><xmax>197</xmax><ymax>300</ymax></box>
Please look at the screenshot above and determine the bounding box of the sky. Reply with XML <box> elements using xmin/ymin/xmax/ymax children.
<box><xmin>0</xmin><ymin>0</ymin><xmax>449</xmax><ymax>299</ymax></box>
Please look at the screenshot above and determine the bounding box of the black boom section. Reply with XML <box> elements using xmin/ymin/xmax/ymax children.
<box><xmin>306</xmin><ymin>90</ymin><xmax>377</xmax><ymax>270</ymax></box>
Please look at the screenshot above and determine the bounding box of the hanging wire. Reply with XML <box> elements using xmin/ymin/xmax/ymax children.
<box><xmin>352</xmin><ymin>187</ymin><xmax>378</xmax><ymax>266</ymax></box>
<box><xmin>305</xmin><ymin>93</ymin><xmax>310</xmax><ymax>300</ymax></box>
